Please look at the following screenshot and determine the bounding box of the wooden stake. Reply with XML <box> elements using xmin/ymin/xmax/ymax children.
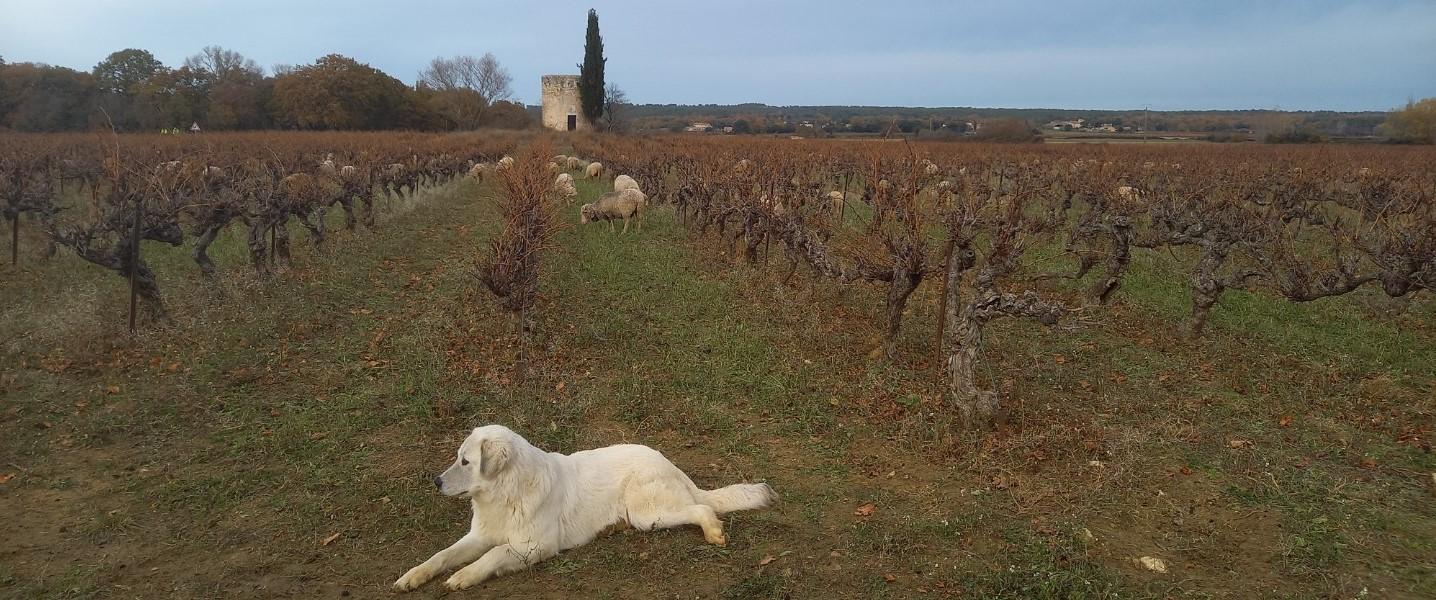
<box><xmin>10</xmin><ymin>214</ymin><xmax>18</xmax><ymax>266</ymax></box>
<box><xmin>128</xmin><ymin>199</ymin><xmax>143</xmax><ymax>333</ymax></box>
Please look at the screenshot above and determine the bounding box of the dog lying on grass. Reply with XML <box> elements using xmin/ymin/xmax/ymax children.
<box><xmin>393</xmin><ymin>424</ymin><xmax>777</xmax><ymax>591</ymax></box>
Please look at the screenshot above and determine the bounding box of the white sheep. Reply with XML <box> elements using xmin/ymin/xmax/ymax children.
<box><xmin>497</xmin><ymin>155</ymin><xmax>515</xmax><ymax>170</ymax></box>
<box><xmin>613</xmin><ymin>174</ymin><xmax>641</xmax><ymax>194</ymax></box>
<box><xmin>553</xmin><ymin>173</ymin><xmax>577</xmax><ymax>201</ymax></box>
<box><xmin>580</xmin><ymin>188</ymin><xmax>645</xmax><ymax>233</ymax></box>
<box><xmin>567</xmin><ymin>157</ymin><xmax>583</xmax><ymax>170</ymax></box>
<box><xmin>1116</xmin><ymin>185</ymin><xmax>1144</xmax><ymax>201</ymax></box>
<box><xmin>468</xmin><ymin>163</ymin><xmax>490</xmax><ymax>181</ymax></box>
<box><xmin>339</xmin><ymin>165</ymin><xmax>357</xmax><ymax>178</ymax></box>
<box><xmin>584</xmin><ymin>162</ymin><xmax>603</xmax><ymax>179</ymax></box>
<box><xmin>921</xmin><ymin>159</ymin><xmax>939</xmax><ymax>176</ymax></box>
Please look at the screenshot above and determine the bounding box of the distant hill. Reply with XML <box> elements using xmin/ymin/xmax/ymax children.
<box><xmin>562</xmin><ymin>103</ymin><xmax>1388</xmax><ymax>137</ymax></box>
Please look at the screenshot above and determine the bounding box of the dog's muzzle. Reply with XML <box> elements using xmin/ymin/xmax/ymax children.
<box><xmin>433</xmin><ymin>475</ymin><xmax>443</xmax><ymax>491</ymax></box>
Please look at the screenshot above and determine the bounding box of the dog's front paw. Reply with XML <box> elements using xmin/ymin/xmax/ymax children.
<box><xmin>443</xmin><ymin>570</ymin><xmax>481</xmax><ymax>591</ymax></box>
<box><xmin>393</xmin><ymin>565</ymin><xmax>435</xmax><ymax>592</ymax></box>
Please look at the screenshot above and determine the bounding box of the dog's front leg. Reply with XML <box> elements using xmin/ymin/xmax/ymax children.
<box><xmin>444</xmin><ymin>542</ymin><xmax>554</xmax><ymax>591</ymax></box>
<box><xmin>393</xmin><ymin>532</ymin><xmax>492</xmax><ymax>592</ymax></box>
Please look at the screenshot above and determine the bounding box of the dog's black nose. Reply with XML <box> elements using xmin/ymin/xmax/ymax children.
<box><xmin>433</xmin><ymin>476</ymin><xmax>443</xmax><ymax>490</ymax></box>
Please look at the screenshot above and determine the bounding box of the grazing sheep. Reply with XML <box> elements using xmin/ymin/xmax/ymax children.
<box><xmin>613</xmin><ymin>174</ymin><xmax>641</xmax><ymax>194</ymax></box>
<box><xmin>580</xmin><ymin>188</ymin><xmax>645</xmax><ymax>233</ymax></box>
<box><xmin>553</xmin><ymin>154</ymin><xmax>568</xmax><ymax>165</ymax></box>
<box><xmin>584</xmin><ymin>162</ymin><xmax>603</xmax><ymax>179</ymax></box>
<box><xmin>567</xmin><ymin>157</ymin><xmax>582</xmax><ymax>170</ymax></box>
<box><xmin>553</xmin><ymin>173</ymin><xmax>577</xmax><ymax>201</ymax></box>
<box><xmin>468</xmin><ymin>163</ymin><xmax>491</xmax><ymax>181</ymax></box>
<box><xmin>320</xmin><ymin>159</ymin><xmax>337</xmax><ymax>176</ymax></box>
<box><xmin>1116</xmin><ymin>185</ymin><xmax>1144</xmax><ymax>201</ymax></box>
<box><xmin>497</xmin><ymin>155</ymin><xmax>515</xmax><ymax>170</ymax></box>
<box><xmin>339</xmin><ymin>165</ymin><xmax>357</xmax><ymax>178</ymax></box>
<box><xmin>921</xmin><ymin>159</ymin><xmax>939</xmax><ymax>176</ymax></box>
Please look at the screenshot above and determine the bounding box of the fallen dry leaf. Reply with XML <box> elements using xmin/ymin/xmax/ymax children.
<box><xmin>883</xmin><ymin>573</ymin><xmax>897</xmax><ymax>583</ymax></box>
<box><xmin>0</xmin><ymin>473</ymin><xmax>15</xmax><ymax>484</ymax></box>
<box><xmin>320</xmin><ymin>532</ymin><xmax>341</xmax><ymax>546</ymax></box>
<box><xmin>555</xmin><ymin>381</ymin><xmax>566</xmax><ymax>392</ymax></box>
<box><xmin>1053</xmin><ymin>354</ymin><xmax>1067</xmax><ymax>364</ymax></box>
<box><xmin>758</xmin><ymin>555</ymin><xmax>777</xmax><ymax>566</ymax></box>
<box><xmin>854</xmin><ymin>503</ymin><xmax>876</xmax><ymax>518</ymax></box>
<box><xmin>1278</xmin><ymin>415</ymin><xmax>1293</xmax><ymax>427</ymax></box>
<box><xmin>104</xmin><ymin>384</ymin><xmax>121</xmax><ymax>394</ymax></box>
<box><xmin>1228</xmin><ymin>439</ymin><xmax>1253</xmax><ymax>449</ymax></box>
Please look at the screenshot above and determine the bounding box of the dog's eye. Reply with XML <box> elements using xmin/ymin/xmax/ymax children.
<box><xmin>461</xmin><ymin>459</ymin><xmax>469</xmax><ymax>466</ymax></box>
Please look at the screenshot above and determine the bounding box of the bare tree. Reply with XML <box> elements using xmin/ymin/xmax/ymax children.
<box><xmin>603</xmin><ymin>83</ymin><xmax>630</xmax><ymax>132</ymax></box>
<box><xmin>184</xmin><ymin>46</ymin><xmax>262</xmax><ymax>81</ymax></box>
<box><xmin>418</xmin><ymin>53</ymin><xmax>513</xmax><ymax>129</ymax></box>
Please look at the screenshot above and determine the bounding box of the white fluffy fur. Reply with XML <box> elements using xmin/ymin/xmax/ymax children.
<box><xmin>613</xmin><ymin>174</ymin><xmax>641</xmax><ymax>194</ymax></box>
<box><xmin>393</xmin><ymin>425</ymin><xmax>776</xmax><ymax>592</ymax></box>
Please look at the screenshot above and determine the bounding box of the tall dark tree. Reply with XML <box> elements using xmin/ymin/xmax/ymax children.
<box><xmin>576</xmin><ymin>8</ymin><xmax>605</xmax><ymax>126</ymax></box>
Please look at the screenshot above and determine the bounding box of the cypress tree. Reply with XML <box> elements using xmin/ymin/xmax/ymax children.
<box><xmin>577</xmin><ymin>8</ymin><xmax>605</xmax><ymax>126</ymax></box>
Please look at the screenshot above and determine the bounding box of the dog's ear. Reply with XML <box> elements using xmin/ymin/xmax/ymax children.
<box><xmin>478</xmin><ymin>437</ymin><xmax>512</xmax><ymax>478</ymax></box>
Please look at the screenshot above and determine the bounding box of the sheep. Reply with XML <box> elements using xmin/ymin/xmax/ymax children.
<box><xmin>497</xmin><ymin>155</ymin><xmax>515</xmax><ymax>170</ymax></box>
<box><xmin>553</xmin><ymin>173</ymin><xmax>577</xmax><ymax>201</ymax></box>
<box><xmin>580</xmin><ymin>188</ymin><xmax>645</xmax><ymax>233</ymax></box>
<box><xmin>320</xmin><ymin>159</ymin><xmax>337</xmax><ymax>176</ymax></box>
<box><xmin>339</xmin><ymin>165</ymin><xmax>357</xmax><ymax>178</ymax></box>
<box><xmin>553</xmin><ymin>154</ymin><xmax>568</xmax><ymax>165</ymax></box>
<box><xmin>467</xmin><ymin>162</ymin><xmax>492</xmax><ymax>181</ymax></box>
<box><xmin>921</xmin><ymin>159</ymin><xmax>939</xmax><ymax>176</ymax></box>
<box><xmin>1116</xmin><ymin>185</ymin><xmax>1145</xmax><ymax>201</ymax></box>
<box><xmin>613</xmin><ymin>174</ymin><xmax>641</xmax><ymax>194</ymax></box>
<box><xmin>567</xmin><ymin>157</ymin><xmax>582</xmax><ymax>170</ymax></box>
<box><xmin>733</xmin><ymin>159</ymin><xmax>752</xmax><ymax>174</ymax></box>
<box><xmin>584</xmin><ymin>162</ymin><xmax>604</xmax><ymax>179</ymax></box>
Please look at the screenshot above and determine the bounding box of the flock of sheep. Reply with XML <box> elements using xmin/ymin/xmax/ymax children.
<box><xmin>465</xmin><ymin>153</ymin><xmax>648</xmax><ymax>234</ymax></box>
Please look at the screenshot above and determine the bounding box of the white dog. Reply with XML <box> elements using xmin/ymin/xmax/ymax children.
<box><xmin>393</xmin><ymin>425</ymin><xmax>777</xmax><ymax>591</ymax></box>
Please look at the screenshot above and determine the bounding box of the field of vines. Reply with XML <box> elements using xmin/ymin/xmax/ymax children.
<box><xmin>2</xmin><ymin>132</ymin><xmax>1434</xmax><ymax>599</ymax></box>
<box><xmin>577</xmin><ymin>137</ymin><xmax>1435</xmax><ymax>426</ymax></box>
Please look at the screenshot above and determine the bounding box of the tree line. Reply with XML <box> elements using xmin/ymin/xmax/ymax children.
<box><xmin>0</xmin><ymin>48</ymin><xmax>531</xmax><ymax>133</ymax></box>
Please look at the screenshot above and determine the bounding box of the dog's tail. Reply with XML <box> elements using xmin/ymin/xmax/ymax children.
<box><xmin>698</xmin><ymin>483</ymin><xmax>778</xmax><ymax>514</ymax></box>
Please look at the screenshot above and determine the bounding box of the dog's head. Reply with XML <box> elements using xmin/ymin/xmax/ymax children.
<box><xmin>434</xmin><ymin>424</ymin><xmax>518</xmax><ymax>497</ymax></box>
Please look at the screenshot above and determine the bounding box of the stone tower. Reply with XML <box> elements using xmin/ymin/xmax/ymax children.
<box><xmin>541</xmin><ymin>75</ymin><xmax>589</xmax><ymax>132</ymax></box>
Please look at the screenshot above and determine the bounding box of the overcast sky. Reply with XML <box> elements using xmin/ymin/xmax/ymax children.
<box><xmin>2</xmin><ymin>0</ymin><xmax>1432</xmax><ymax>111</ymax></box>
